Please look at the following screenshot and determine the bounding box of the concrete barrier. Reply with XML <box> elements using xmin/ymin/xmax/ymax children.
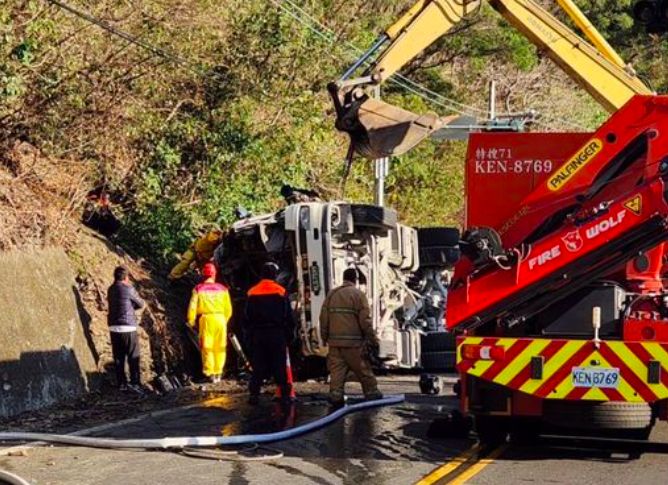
<box><xmin>0</xmin><ymin>249</ymin><xmax>99</xmax><ymax>418</ymax></box>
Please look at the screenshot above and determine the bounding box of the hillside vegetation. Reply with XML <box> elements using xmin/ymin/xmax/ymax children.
<box><xmin>2</xmin><ymin>0</ymin><xmax>667</xmax><ymax>267</ymax></box>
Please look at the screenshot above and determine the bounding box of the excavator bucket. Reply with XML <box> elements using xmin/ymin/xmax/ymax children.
<box><xmin>329</xmin><ymin>84</ymin><xmax>457</xmax><ymax>159</ymax></box>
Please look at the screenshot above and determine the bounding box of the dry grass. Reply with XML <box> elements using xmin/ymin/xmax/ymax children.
<box><xmin>0</xmin><ymin>140</ymin><xmax>190</xmax><ymax>384</ymax></box>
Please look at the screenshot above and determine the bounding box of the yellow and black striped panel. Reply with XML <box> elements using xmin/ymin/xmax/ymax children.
<box><xmin>457</xmin><ymin>337</ymin><xmax>668</xmax><ymax>403</ymax></box>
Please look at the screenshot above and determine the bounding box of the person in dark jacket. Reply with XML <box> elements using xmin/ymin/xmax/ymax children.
<box><xmin>245</xmin><ymin>262</ymin><xmax>295</xmax><ymax>404</ymax></box>
<box><xmin>107</xmin><ymin>266</ymin><xmax>145</xmax><ymax>392</ymax></box>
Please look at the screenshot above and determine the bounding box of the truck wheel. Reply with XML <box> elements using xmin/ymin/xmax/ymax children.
<box><xmin>421</xmin><ymin>332</ymin><xmax>457</xmax><ymax>352</ymax></box>
<box><xmin>417</xmin><ymin>227</ymin><xmax>461</xmax><ymax>247</ymax></box>
<box><xmin>417</xmin><ymin>227</ymin><xmax>461</xmax><ymax>267</ymax></box>
<box><xmin>351</xmin><ymin>204</ymin><xmax>397</xmax><ymax>232</ymax></box>
<box><xmin>421</xmin><ymin>351</ymin><xmax>456</xmax><ymax>371</ymax></box>
<box><xmin>543</xmin><ymin>401</ymin><xmax>655</xmax><ymax>439</ymax></box>
<box><xmin>428</xmin><ymin>411</ymin><xmax>473</xmax><ymax>439</ymax></box>
<box><xmin>509</xmin><ymin>419</ymin><xmax>541</xmax><ymax>445</ymax></box>
<box><xmin>475</xmin><ymin>415</ymin><xmax>508</xmax><ymax>445</ymax></box>
<box><xmin>419</xmin><ymin>246</ymin><xmax>461</xmax><ymax>267</ymax></box>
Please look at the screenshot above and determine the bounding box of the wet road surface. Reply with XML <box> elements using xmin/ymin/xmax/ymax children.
<box><xmin>1</xmin><ymin>377</ymin><xmax>667</xmax><ymax>484</ymax></box>
<box><xmin>0</xmin><ymin>378</ymin><xmax>473</xmax><ymax>485</ymax></box>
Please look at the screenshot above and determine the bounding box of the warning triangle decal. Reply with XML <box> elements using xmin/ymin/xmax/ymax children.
<box><xmin>624</xmin><ymin>195</ymin><xmax>642</xmax><ymax>216</ymax></box>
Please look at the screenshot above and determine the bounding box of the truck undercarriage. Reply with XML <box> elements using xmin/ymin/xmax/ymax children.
<box><xmin>213</xmin><ymin>200</ymin><xmax>459</xmax><ymax>375</ymax></box>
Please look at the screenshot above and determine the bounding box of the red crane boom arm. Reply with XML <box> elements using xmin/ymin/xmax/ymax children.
<box><xmin>448</xmin><ymin>95</ymin><xmax>668</xmax><ymax>331</ymax></box>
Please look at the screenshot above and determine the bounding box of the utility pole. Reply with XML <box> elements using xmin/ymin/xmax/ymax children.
<box><xmin>488</xmin><ymin>79</ymin><xmax>497</xmax><ymax>121</ymax></box>
<box><xmin>374</xmin><ymin>157</ymin><xmax>390</xmax><ymax>206</ymax></box>
<box><xmin>371</xmin><ymin>83</ymin><xmax>389</xmax><ymax>207</ymax></box>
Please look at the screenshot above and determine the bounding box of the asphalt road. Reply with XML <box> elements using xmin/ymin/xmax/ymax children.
<box><xmin>468</xmin><ymin>426</ymin><xmax>668</xmax><ymax>485</ymax></box>
<box><xmin>1</xmin><ymin>377</ymin><xmax>667</xmax><ymax>485</ymax></box>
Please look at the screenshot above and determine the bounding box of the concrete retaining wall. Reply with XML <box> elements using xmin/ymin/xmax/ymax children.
<box><xmin>0</xmin><ymin>249</ymin><xmax>99</xmax><ymax>418</ymax></box>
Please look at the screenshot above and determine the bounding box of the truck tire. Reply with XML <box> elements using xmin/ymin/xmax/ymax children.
<box><xmin>475</xmin><ymin>415</ymin><xmax>509</xmax><ymax>445</ymax></box>
<box><xmin>421</xmin><ymin>351</ymin><xmax>456</xmax><ymax>371</ymax></box>
<box><xmin>421</xmin><ymin>332</ymin><xmax>457</xmax><ymax>352</ymax></box>
<box><xmin>417</xmin><ymin>227</ymin><xmax>461</xmax><ymax>267</ymax></box>
<box><xmin>543</xmin><ymin>401</ymin><xmax>655</xmax><ymax>439</ymax></box>
<box><xmin>351</xmin><ymin>204</ymin><xmax>397</xmax><ymax>232</ymax></box>
<box><xmin>419</xmin><ymin>246</ymin><xmax>461</xmax><ymax>267</ymax></box>
<box><xmin>417</xmin><ymin>227</ymin><xmax>461</xmax><ymax>247</ymax></box>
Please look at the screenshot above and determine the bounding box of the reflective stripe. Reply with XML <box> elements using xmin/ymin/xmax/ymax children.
<box><xmin>457</xmin><ymin>337</ymin><xmax>668</xmax><ymax>403</ymax></box>
<box><xmin>109</xmin><ymin>325</ymin><xmax>136</xmax><ymax>333</ymax></box>
<box><xmin>328</xmin><ymin>307</ymin><xmax>358</xmax><ymax>315</ymax></box>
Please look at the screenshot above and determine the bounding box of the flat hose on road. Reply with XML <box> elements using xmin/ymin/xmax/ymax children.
<box><xmin>0</xmin><ymin>469</ymin><xmax>32</xmax><ymax>485</ymax></box>
<box><xmin>179</xmin><ymin>444</ymin><xmax>284</xmax><ymax>462</ymax></box>
<box><xmin>0</xmin><ymin>395</ymin><xmax>404</xmax><ymax>450</ymax></box>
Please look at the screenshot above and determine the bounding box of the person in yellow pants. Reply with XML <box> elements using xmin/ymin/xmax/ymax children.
<box><xmin>169</xmin><ymin>229</ymin><xmax>223</xmax><ymax>280</ymax></box>
<box><xmin>187</xmin><ymin>262</ymin><xmax>232</xmax><ymax>382</ymax></box>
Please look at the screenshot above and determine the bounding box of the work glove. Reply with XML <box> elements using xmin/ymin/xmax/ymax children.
<box><xmin>363</xmin><ymin>338</ymin><xmax>381</xmax><ymax>367</ymax></box>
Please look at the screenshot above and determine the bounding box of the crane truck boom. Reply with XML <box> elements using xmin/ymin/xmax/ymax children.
<box><xmin>330</xmin><ymin>1</ymin><xmax>668</xmax><ymax>440</ymax></box>
<box><xmin>330</xmin><ymin>0</ymin><xmax>653</xmax><ymax>160</ymax></box>
<box><xmin>454</xmin><ymin>97</ymin><xmax>668</xmax><ymax>440</ymax></box>
<box><xmin>450</xmin><ymin>96</ymin><xmax>668</xmax><ymax>331</ymax></box>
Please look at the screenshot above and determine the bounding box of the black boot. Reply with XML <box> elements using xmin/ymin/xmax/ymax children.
<box><xmin>365</xmin><ymin>392</ymin><xmax>384</xmax><ymax>401</ymax></box>
<box><xmin>329</xmin><ymin>397</ymin><xmax>345</xmax><ymax>411</ymax></box>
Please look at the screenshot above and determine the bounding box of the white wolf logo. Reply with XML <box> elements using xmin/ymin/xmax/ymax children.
<box><xmin>562</xmin><ymin>230</ymin><xmax>583</xmax><ymax>253</ymax></box>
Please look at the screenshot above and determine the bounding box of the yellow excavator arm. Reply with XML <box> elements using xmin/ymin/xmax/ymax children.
<box><xmin>330</xmin><ymin>0</ymin><xmax>653</xmax><ymax>159</ymax></box>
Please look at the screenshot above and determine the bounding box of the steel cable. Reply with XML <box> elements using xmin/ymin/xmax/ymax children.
<box><xmin>45</xmin><ymin>0</ymin><xmax>589</xmax><ymax>130</ymax></box>
<box><xmin>272</xmin><ymin>0</ymin><xmax>589</xmax><ymax>130</ymax></box>
<box><xmin>43</xmin><ymin>0</ymin><xmax>230</xmax><ymax>86</ymax></box>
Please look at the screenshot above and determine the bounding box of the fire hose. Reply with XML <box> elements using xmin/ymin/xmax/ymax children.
<box><xmin>0</xmin><ymin>470</ymin><xmax>31</xmax><ymax>485</ymax></box>
<box><xmin>0</xmin><ymin>395</ymin><xmax>404</xmax><ymax>451</ymax></box>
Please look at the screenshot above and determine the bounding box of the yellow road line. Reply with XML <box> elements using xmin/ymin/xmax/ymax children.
<box><xmin>446</xmin><ymin>444</ymin><xmax>508</xmax><ymax>484</ymax></box>
<box><xmin>414</xmin><ymin>444</ymin><xmax>480</xmax><ymax>485</ymax></box>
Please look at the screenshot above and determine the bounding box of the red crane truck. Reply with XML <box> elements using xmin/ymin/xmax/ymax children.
<box><xmin>330</xmin><ymin>0</ymin><xmax>668</xmax><ymax>440</ymax></box>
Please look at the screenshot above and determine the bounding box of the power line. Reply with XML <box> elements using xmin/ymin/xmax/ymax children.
<box><xmin>44</xmin><ymin>0</ymin><xmax>231</xmax><ymax>86</ymax></box>
<box><xmin>274</xmin><ymin>0</ymin><xmax>589</xmax><ymax>131</ymax></box>
<box><xmin>46</xmin><ymin>0</ymin><xmax>588</xmax><ymax>131</ymax></box>
<box><xmin>273</xmin><ymin>0</ymin><xmax>486</xmax><ymax>117</ymax></box>
<box><xmin>275</xmin><ymin>0</ymin><xmax>495</xmax><ymax>115</ymax></box>
<box><xmin>49</xmin><ymin>0</ymin><xmax>468</xmax><ymax>120</ymax></box>
<box><xmin>46</xmin><ymin>0</ymin><xmax>194</xmax><ymax>72</ymax></box>
<box><xmin>282</xmin><ymin>0</ymin><xmax>589</xmax><ymax>130</ymax></box>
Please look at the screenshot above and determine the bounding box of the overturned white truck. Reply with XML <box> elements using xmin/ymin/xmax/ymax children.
<box><xmin>214</xmin><ymin>201</ymin><xmax>459</xmax><ymax>374</ymax></box>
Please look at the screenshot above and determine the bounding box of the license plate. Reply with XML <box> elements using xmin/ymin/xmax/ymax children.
<box><xmin>572</xmin><ymin>367</ymin><xmax>620</xmax><ymax>389</ymax></box>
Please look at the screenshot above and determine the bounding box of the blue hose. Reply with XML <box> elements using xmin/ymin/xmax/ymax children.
<box><xmin>0</xmin><ymin>395</ymin><xmax>404</xmax><ymax>449</ymax></box>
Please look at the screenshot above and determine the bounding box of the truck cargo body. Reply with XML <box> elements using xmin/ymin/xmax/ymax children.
<box><xmin>215</xmin><ymin>200</ymin><xmax>457</xmax><ymax>374</ymax></box>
